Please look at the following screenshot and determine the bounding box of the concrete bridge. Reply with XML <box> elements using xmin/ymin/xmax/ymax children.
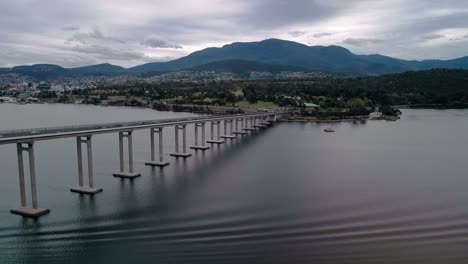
<box><xmin>0</xmin><ymin>112</ymin><xmax>286</xmax><ymax>218</ymax></box>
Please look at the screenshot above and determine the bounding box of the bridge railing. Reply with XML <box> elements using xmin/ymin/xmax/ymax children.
<box><xmin>0</xmin><ymin>111</ymin><xmax>286</xmax><ymax>140</ymax></box>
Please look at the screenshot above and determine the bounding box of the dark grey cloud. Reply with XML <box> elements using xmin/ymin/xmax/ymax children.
<box><xmin>342</xmin><ymin>38</ymin><xmax>384</xmax><ymax>47</ymax></box>
<box><xmin>68</xmin><ymin>45</ymin><xmax>146</xmax><ymax>61</ymax></box>
<box><xmin>236</xmin><ymin>0</ymin><xmax>350</xmax><ymax>29</ymax></box>
<box><xmin>140</xmin><ymin>37</ymin><xmax>183</xmax><ymax>49</ymax></box>
<box><xmin>67</xmin><ymin>27</ymin><xmax>125</xmax><ymax>44</ymax></box>
<box><xmin>288</xmin><ymin>31</ymin><xmax>306</xmax><ymax>37</ymax></box>
<box><xmin>61</xmin><ymin>26</ymin><xmax>80</xmax><ymax>31</ymax></box>
<box><xmin>313</xmin><ymin>32</ymin><xmax>333</xmax><ymax>38</ymax></box>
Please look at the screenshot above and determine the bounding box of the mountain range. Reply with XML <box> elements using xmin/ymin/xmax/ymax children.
<box><xmin>1</xmin><ymin>38</ymin><xmax>468</xmax><ymax>80</ymax></box>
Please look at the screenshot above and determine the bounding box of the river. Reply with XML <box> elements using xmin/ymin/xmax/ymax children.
<box><xmin>1</xmin><ymin>103</ymin><xmax>468</xmax><ymax>264</ymax></box>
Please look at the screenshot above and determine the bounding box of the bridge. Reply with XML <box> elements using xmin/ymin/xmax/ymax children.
<box><xmin>0</xmin><ymin>112</ymin><xmax>286</xmax><ymax>218</ymax></box>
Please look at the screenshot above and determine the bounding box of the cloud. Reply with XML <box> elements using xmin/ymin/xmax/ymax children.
<box><xmin>312</xmin><ymin>32</ymin><xmax>333</xmax><ymax>38</ymax></box>
<box><xmin>140</xmin><ymin>37</ymin><xmax>183</xmax><ymax>49</ymax></box>
<box><xmin>61</xmin><ymin>26</ymin><xmax>80</xmax><ymax>31</ymax></box>
<box><xmin>422</xmin><ymin>33</ymin><xmax>445</xmax><ymax>40</ymax></box>
<box><xmin>342</xmin><ymin>37</ymin><xmax>384</xmax><ymax>47</ymax></box>
<box><xmin>68</xmin><ymin>27</ymin><xmax>125</xmax><ymax>44</ymax></box>
<box><xmin>288</xmin><ymin>31</ymin><xmax>306</xmax><ymax>37</ymax></box>
<box><xmin>2</xmin><ymin>0</ymin><xmax>468</xmax><ymax>67</ymax></box>
<box><xmin>68</xmin><ymin>45</ymin><xmax>146</xmax><ymax>61</ymax></box>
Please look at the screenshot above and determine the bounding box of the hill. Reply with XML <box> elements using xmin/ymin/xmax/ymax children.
<box><xmin>2</xmin><ymin>39</ymin><xmax>468</xmax><ymax>80</ymax></box>
<box><xmin>130</xmin><ymin>39</ymin><xmax>468</xmax><ymax>75</ymax></box>
<box><xmin>185</xmin><ymin>59</ymin><xmax>311</xmax><ymax>75</ymax></box>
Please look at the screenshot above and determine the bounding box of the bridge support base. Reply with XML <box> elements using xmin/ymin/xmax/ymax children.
<box><xmin>11</xmin><ymin>207</ymin><xmax>50</xmax><ymax>218</ymax></box>
<box><xmin>170</xmin><ymin>153</ymin><xmax>192</xmax><ymax>158</ymax></box>
<box><xmin>221</xmin><ymin>135</ymin><xmax>237</xmax><ymax>139</ymax></box>
<box><xmin>207</xmin><ymin>139</ymin><xmax>224</xmax><ymax>144</ymax></box>
<box><xmin>70</xmin><ymin>186</ymin><xmax>103</xmax><ymax>195</ymax></box>
<box><xmin>113</xmin><ymin>172</ymin><xmax>141</xmax><ymax>179</ymax></box>
<box><xmin>190</xmin><ymin>145</ymin><xmax>210</xmax><ymax>150</ymax></box>
<box><xmin>145</xmin><ymin>161</ymin><xmax>170</xmax><ymax>167</ymax></box>
<box><xmin>244</xmin><ymin>128</ymin><xmax>256</xmax><ymax>131</ymax></box>
<box><xmin>233</xmin><ymin>131</ymin><xmax>247</xmax><ymax>135</ymax></box>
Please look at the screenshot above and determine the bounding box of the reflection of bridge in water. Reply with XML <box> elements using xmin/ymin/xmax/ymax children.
<box><xmin>0</xmin><ymin>112</ymin><xmax>286</xmax><ymax>218</ymax></box>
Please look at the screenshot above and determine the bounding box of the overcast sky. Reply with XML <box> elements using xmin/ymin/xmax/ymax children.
<box><xmin>1</xmin><ymin>0</ymin><xmax>468</xmax><ymax>68</ymax></box>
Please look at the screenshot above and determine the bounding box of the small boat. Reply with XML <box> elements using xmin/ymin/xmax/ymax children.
<box><xmin>324</xmin><ymin>128</ymin><xmax>334</xmax><ymax>133</ymax></box>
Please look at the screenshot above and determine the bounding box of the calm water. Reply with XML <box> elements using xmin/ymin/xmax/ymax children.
<box><xmin>1</xmin><ymin>104</ymin><xmax>468</xmax><ymax>264</ymax></box>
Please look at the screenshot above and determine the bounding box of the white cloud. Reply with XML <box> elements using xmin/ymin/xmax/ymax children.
<box><xmin>1</xmin><ymin>0</ymin><xmax>468</xmax><ymax>67</ymax></box>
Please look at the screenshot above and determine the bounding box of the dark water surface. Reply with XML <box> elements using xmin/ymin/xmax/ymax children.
<box><xmin>1</xmin><ymin>104</ymin><xmax>468</xmax><ymax>263</ymax></box>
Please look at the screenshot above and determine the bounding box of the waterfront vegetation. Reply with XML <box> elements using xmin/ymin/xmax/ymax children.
<box><xmin>2</xmin><ymin>69</ymin><xmax>468</xmax><ymax>120</ymax></box>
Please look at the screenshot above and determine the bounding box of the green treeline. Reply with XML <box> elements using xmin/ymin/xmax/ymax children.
<box><xmin>65</xmin><ymin>69</ymin><xmax>468</xmax><ymax>109</ymax></box>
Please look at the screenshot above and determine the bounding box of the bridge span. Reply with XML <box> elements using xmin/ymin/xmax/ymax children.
<box><xmin>0</xmin><ymin>112</ymin><xmax>286</xmax><ymax>218</ymax></box>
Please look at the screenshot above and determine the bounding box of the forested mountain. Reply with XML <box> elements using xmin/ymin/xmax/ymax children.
<box><xmin>2</xmin><ymin>39</ymin><xmax>468</xmax><ymax>80</ymax></box>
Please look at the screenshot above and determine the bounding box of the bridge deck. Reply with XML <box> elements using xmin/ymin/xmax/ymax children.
<box><xmin>0</xmin><ymin>112</ymin><xmax>283</xmax><ymax>145</ymax></box>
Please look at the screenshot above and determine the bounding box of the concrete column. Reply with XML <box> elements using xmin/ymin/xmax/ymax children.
<box><xmin>86</xmin><ymin>137</ymin><xmax>94</xmax><ymax>188</ymax></box>
<box><xmin>119</xmin><ymin>132</ymin><xmax>124</xmax><ymax>172</ymax></box>
<box><xmin>221</xmin><ymin>119</ymin><xmax>236</xmax><ymax>139</ymax></box>
<box><xmin>27</xmin><ymin>143</ymin><xmax>38</xmax><ymax>209</ymax></box>
<box><xmin>207</xmin><ymin>121</ymin><xmax>224</xmax><ymax>144</ymax></box>
<box><xmin>191</xmin><ymin>123</ymin><xmax>210</xmax><ymax>150</ymax></box>
<box><xmin>194</xmin><ymin>124</ymin><xmax>199</xmax><ymax>146</ymax></box>
<box><xmin>182</xmin><ymin>125</ymin><xmax>187</xmax><ymax>153</ymax></box>
<box><xmin>150</xmin><ymin>128</ymin><xmax>155</xmax><ymax>161</ymax></box>
<box><xmin>11</xmin><ymin>142</ymin><xmax>50</xmax><ymax>218</ymax></box>
<box><xmin>145</xmin><ymin>127</ymin><xmax>169</xmax><ymax>167</ymax></box>
<box><xmin>77</xmin><ymin>137</ymin><xmax>84</xmax><ymax>187</ymax></box>
<box><xmin>224</xmin><ymin>120</ymin><xmax>227</xmax><ymax>136</ymax></box>
<box><xmin>114</xmin><ymin>131</ymin><xmax>141</xmax><ymax>179</ymax></box>
<box><xmin>171</xmin><ymin>125</ymin><xmax>192</xmax><ymax>158</ymax></box>
<box><xmin>210</xmin><ymin>121</ymin><xmax>214</xmax><ymax>140</ymax></box>
<box><xmin>158</xmin><ymin>128</ymin><xmax>164</xmax><ymax>162</ymax></box>
<box><xmin>128</xmin><ymin>132</ymin><xmax>134</xmax><ymax>173</ymax></box>
<box><xmin>16</xmin><ymin>144</ymin><xmax>26</xmax><ymax>208</ymax></box>
<box><xmin>175</xmin><ymin>126</ymin><xmax>179</xmax><ymax>153</ymax></box>
<box><xmin>71</xmin><ymin>136</ymin><xmax>102</xmax><ymax>194</ymax></box>
<box><xmin>234</xmin><ymin>118</ymin><xmax>247</xmax><ymax>135</ymax></box>
<box><xmin>202</xmin><ymin>123</ymin><xmax>206</xmax><ymax>145</ymax></box>
<box><xmin>244</xmin><ymin>117</ymin><xmax>256</xmax><ymax>132</ymax></box>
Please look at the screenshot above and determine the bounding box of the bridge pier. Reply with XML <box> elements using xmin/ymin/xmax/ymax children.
<box><xmin>70</xmin><ymin>136</ymin><xmax>103</xmax><ymax>194</ymax></box>
<box><xmin>113</xmin><ymin>131</ymin><xmax>141</xmax><ymax>179</ymax></box>
<box><xmin>233</xmin><ymin>118</ymin><xmax>247</xmax><ymax>135</ymax></box>
<box><xmin>243</xmin><ymin>117</ymin><xmax>256</xmax><ymax>132</ymax></box>
<box><xmin>10</xmin><ymin>142</ymin><xmax>50</xmax><ymax>218</ymax></box>
<box><xmin>170</xmin><ymin>125</ymin><xmax>192</xmax><ymax>158</ymax></box>
<box><xmin>253</xmin><ymin>117</ymin><xmax>265</xmax><ymax>128</ymax></box>
<box><xmin>207</xmin><ymin>121</ymin><xmax>224</xmax><ymax>144</ymax></box>
<box><xmin>260</xmin><ymin>117</ymin><xmax>269</xmax><ymax>127</ymax></box>
<box><xmin>145</xmin><ymin>127</ymin><xmax>169</xmax><ymax>167</ymax></box>
<box><xmin>268</xmin><ymin>115</ymin><xmax>277</xmax><ymax>125</ymax></box>
<box><xmin>221</xmin><ymin>119</ymin><xmax>236</xmax><ymax>139</ymax></box>
<box><xmin>191</xmin><ymin>122</ymin><xmax>210</xmax><ymax>150</ymax></box>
